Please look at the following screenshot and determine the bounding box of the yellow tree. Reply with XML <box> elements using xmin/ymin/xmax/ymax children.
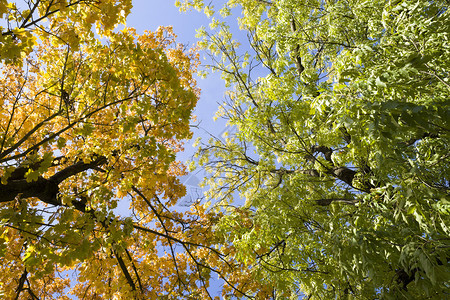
<box><xmin>0</xmin><ymin>1</ymin><xmax>241</xmax><ymax>299</ymax></box>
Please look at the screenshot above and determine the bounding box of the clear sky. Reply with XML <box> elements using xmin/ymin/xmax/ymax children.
<box><xmin>128</xmin><ymin>0</ymin><xmax>206</xmax><ymax>42</ymax></box>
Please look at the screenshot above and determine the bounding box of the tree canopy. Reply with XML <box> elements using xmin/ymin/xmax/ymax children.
<box><xmin>1</xmin><ymin>0</ymin><xmax>449</xmax><ymax>299</ymax></box>
<box><xmin>181</xmin><ymin>0</ymin><xmax>450</xmax><ymax>298</ymax></box>
<box><xmin>0</xmin><ymin>1</ymin><xmax>240</xmax><ymax>299</ymax></box>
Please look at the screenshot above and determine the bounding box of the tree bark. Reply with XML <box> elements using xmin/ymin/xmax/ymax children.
<box><xmin>0</xmin><ymin>156</ymin><xmax>106</xmax><ymax>205</ymax></box>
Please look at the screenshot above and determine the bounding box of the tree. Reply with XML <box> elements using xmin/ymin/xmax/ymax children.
<box><xmin>181</xmin><ymin>0</ymin><xmax>450</xmax><ymax>298</ymax></box>
<box><xmin>0</xmin><ymin>1</ymin><xmax>238</xmax><ymax>299</ymax></box>
<box><xmin>0</xmin><ymin>0</ymin><xmax>133</xmax><ymax>64</ymax></box>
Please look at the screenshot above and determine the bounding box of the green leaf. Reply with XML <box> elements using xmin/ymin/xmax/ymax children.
<box><xmin>57</xmin><ymin>136</ymin><xmax>66</xmax><ymax>149</ymax></box>
<box><xmin>25</xmin><ymin>169</ymin><xmax>40</xmax><ymax>182</ymax></box>
<box><xmin>375</xmin><ymin>77</ymin><xmax>386</xmax><ymax>88</ymax></box>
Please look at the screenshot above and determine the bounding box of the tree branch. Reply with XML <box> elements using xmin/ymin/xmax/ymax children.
<box><xmin>14</xmin><ymin>268</ymin><xmax>28</xmax><ymax>300</ymax></box>
<box><xmin>49</xmin><ymin>156</ymin><xmax>107</xmax><ymax>184</ymax></box>
<box><xmin>112</xmin><ymin>249</ymin><xmax>136</xmax><ymax>292</ymax></box>
<box><xmin>314</xmin><ymin>198</ymin><xmax>361</xmax><ymax>206</ymax></box>
<box><xmin>0</xmin><ymin>156</ymin><xmax>107</xmax><ymax>204</ymax></box>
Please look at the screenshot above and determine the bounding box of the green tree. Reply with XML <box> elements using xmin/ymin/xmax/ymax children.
<box><xmin>182</xmin><ymin>0</ymin><xmax>450</xmax><ymax>298</ymax></box>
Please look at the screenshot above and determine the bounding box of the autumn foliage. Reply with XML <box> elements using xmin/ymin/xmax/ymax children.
<box><xmin>0</xmin><ymin>1</ymin><xmax>243</xmax><ymax>299</ymax></box>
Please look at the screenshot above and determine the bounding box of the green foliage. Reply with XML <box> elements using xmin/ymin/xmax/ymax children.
<box><xmin>184</xmin><ymin>0</ymin><xmax>450</xmax><ymax>298</ymax></box>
